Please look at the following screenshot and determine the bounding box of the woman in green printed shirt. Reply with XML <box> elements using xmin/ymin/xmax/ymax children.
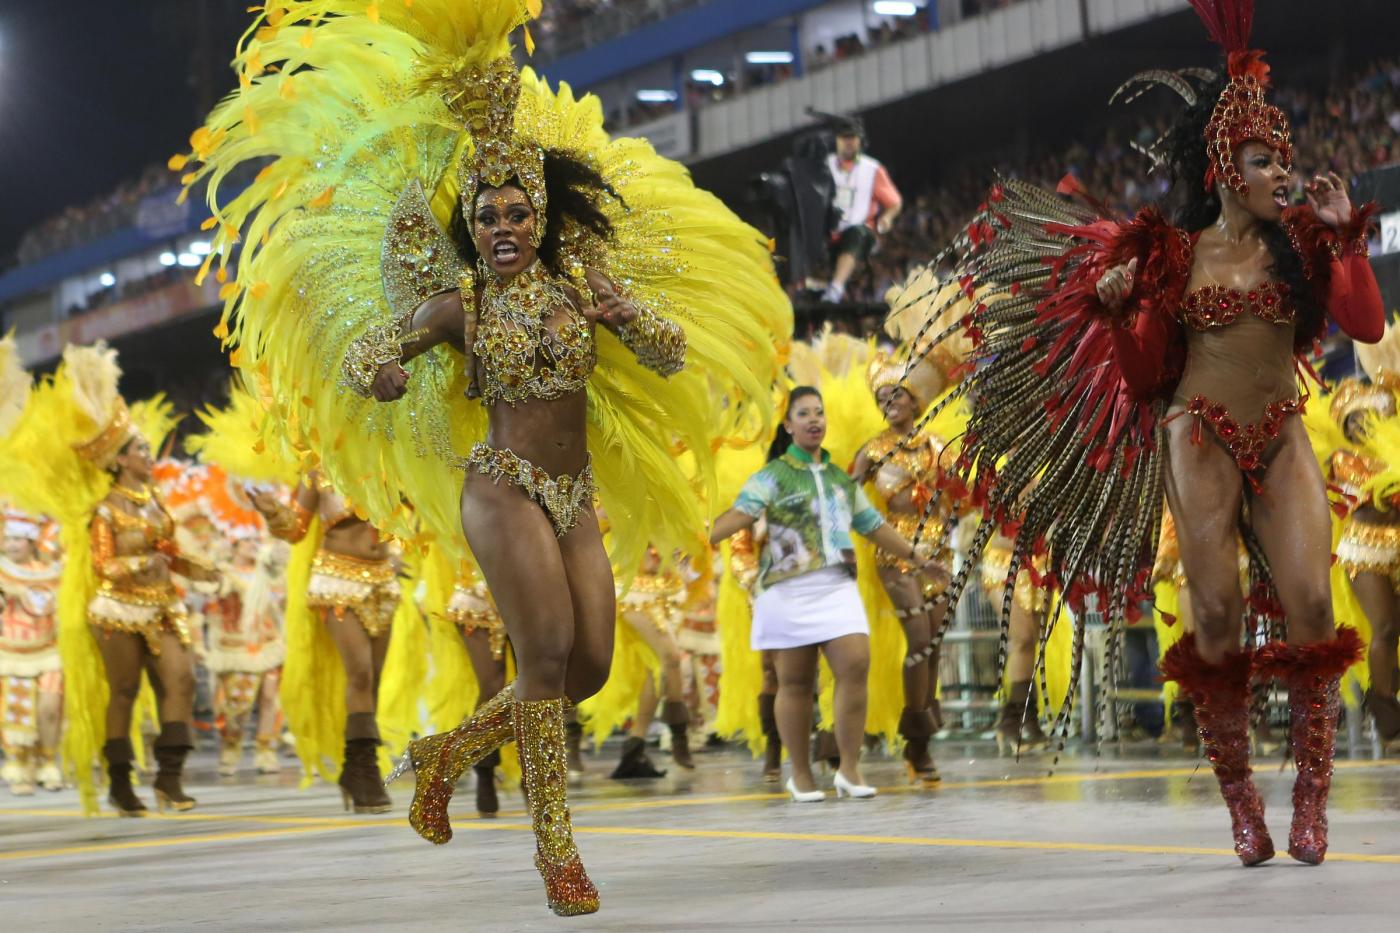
<box><xmin>711</xmin><ymin>387</ymin><xmax>945</xmax><ymax>801</ymax></box>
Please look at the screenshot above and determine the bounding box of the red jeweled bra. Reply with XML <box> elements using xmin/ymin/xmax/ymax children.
<box><xmin>1178</xmin><ymin>281</ymin><xmax>1294</xmax><ymax>331</ymax></box>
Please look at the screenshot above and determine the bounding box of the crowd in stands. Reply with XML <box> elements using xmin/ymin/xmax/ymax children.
<box><xmin>592</xmin><ymin>1</ymin><xmax>1031</xmax><ymax>131</ymax></box>
<box><xmin>10</xmin><ymin>40</ymin><xmax>1398</xmax><ymax>335</ymax></box>
<box><xmin>16</xmin><ymin>163</ymin><xmax>172</xmax><ymax>266</ymax></box>
<box><xmin>64</xmin><ymin>265</ymin><xmax>186</xmax><ymax>320</ymax></box>
<box><xmin>837</xmin><ymin>57</ymin><xmax>1400</xmax><ymax>306</ymax></box>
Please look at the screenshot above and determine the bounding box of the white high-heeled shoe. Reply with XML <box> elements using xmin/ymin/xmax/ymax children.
<box><xmin>786</xmin><ymin>777</ymin><xmax>825</xmax><ymax>803</ymax></box>
<box><xmin>833</xmin><ymin>772</ymin><xmax>877</xmax><ymax>799</ymax></box>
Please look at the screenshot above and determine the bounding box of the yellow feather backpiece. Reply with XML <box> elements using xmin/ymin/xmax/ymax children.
<box><xmin>185</xmin><ymin>378</ymin><xmax>301</xmax><ymax>486</ymax></box>
<box><xmin>0</xmin><ymin>334</ymin><xmax>30</xmax><ymax>440</ymax></box>
<box><xmin>278</xmin><ymin>517</ymin><xmax>340</xmax><ymax>786</ymax></box>
<box><xmin>1</xmin><ymin>352</ymin><xmax>119</xmax><ymax>813</ymax></box>
<box><xmin>577</xmin><ymin>612</ymin><xmax>662</xmax><ymax>749</ymax></box>
<box><xmin>181</xmin><ymin>0</ymin><xmax>789</xmax><ymax>577</ymax></box>
<box><xmin>130</xmin><ymin>394</ymin><xmax>181</xmax><ymax>458</ymax></box>
<box><xmin>708</xmin><ymin>444</ymin><xmax>767</xmax><ymax>755</ymax></box>
<box><xmin>711</xmin><ymin>538</ymin><xmax>764</xmax><ymax>755</ymax></box>
<box><xmin>1301</xmin><ymin>382</ymin><xmax>1351</xmax><ymax>475</ymax></box>
<box><xmin>376</xmin><ymin>547</ymin><xmax>430</xmax><ymax>764</ymax></box>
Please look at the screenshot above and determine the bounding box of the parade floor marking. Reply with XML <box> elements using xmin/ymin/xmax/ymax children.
<box><xmin>4</xmin><ymin>759</ymin><xmax>1397</xmax><ymax>866</ymax></box>
<box><xmin>7</xmin><ymin>818</ymin><xmax>1398</xmax><ymax>866</ymax></box>
<box><xmin>4</xmin><ymin>758</ymin><xmax>1396</xmax><ymax>829</ymax></box>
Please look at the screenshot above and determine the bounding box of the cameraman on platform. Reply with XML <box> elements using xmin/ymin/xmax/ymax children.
<box><xmin>823</xmin><ymin>115</ymin><xmax>903</xmax><ymax>303</ymax></box>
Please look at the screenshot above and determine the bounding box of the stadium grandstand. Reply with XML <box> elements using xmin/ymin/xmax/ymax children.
<box><xmin>4</xmin><ymin>0</ymin><xmax>1398</xmax><ymax>405</ymax></box>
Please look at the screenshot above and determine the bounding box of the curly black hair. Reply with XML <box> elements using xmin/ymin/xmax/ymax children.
<box><xmin>449</xmin><ymin>149</ymin><xmax>619</xmax><ymax>273</ymax></box>
<box><xmin>1157</xmin><ymin>70</ymin><xmax>1319</xmax><ymax>327</ymax></box>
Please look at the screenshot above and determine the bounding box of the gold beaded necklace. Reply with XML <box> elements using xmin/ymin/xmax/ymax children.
<box><xmin>110</xmin><ymin>482</ymin><xmax>153</xmax><ymax>506</ymax></box>
<box><xmin>477</xmin><ymin>261</ymin><xmax>594</xmax><ymax>404</ymax></box>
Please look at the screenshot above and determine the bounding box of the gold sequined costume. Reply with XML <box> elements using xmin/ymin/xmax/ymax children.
<box><xmin>182</xmin><ymin>0</ymin><xmax>788</xmax><ymax>914</ymax></box>
<box><xmin>87</xmin><ymin>502</ymin><xmax>193</xmax><ymax>655</ymax></box>
<box><xmin>180</xmin><ymin>0</ymin><xmax>790</xmax><ymax>577</ymax></box>
<box><xmin>305</xmin><ymin>550</ymin><xmax>400</xmax><ymax>638</ymax></box>
<box><xmin>0</xmin><ymin>342</ymin><xmax>190</xmax><ymax>813</ymax></box>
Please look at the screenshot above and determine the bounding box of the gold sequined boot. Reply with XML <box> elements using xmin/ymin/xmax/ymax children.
<box><xmin>391</xmin><ymin>684</ymin><xmax>515</xmax><ymax>844</ymax></box>
<box><xmin>514</xmin><ymin>697</ymin><xmax>600</xmax><ymax>917</ymax></box>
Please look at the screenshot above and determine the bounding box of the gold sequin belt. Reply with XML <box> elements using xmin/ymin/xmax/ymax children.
<box><xmin>619</xmin><ymin>572</ymin><xmax>685</xmax><ymax>634</ymax></box>
<box><xmin>308</xmin><ymin>550</ymin><xmax>400</xmax><ymax>638</ymax></box>
<box><xmin>465</xmin><ymin>443</ymin><xmax>595</xmax><ymax>537</ymax></box>
<box><xmin>1337</xmin><ymin>520</ymin><xmax>1400</xmax><ymax>584</ymax></box>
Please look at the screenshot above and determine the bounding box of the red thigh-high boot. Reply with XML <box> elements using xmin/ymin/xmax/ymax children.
<box><xmin>1160</xmin><ymin>634</ymin><xmax>1273</xmax><ymax>866</ymax></box>
<box><xmin>1255</xmin><ymin>627</ymin><xmax>1364</xmax><ymax>865</ymax></box>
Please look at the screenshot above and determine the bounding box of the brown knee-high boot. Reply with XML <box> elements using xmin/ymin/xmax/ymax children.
<box><xmin>153</xmin><ymin>722</ymin><xmax>196</xmax><ymax>812</ymax></box>
<box><xmin>392</xmin><ymin>684</ymin><xmax>514</xmax><ymax>842</ymax></box>
<box><xmin>340</xmin><ymin>712</ymin><xmax>391</xmax><ymax>814</ymax></box>
<box><xmin>514</xmin><ymin>697</ymin><xmax>599</xmax><ymax>917</ymax></box>
<box><xmin>1256</xmin><ymin>627</ymin><xmax>1364</xmax><ymax>865</ymax></box>
<box><xmin>662</xmin><ymin>700</ymin><xmax>695</xmax><ymax>770</ymax></box>
<box><xmin>899</xmin><ymin>708</ymin><xmax>940</xmax><ymax>785</ymax></box>
<box><xmin>104</xmin><ymin>737</ymin><xmax>147</xmax><ymax>816</ymax></box>
<box><xmin>1161</xmin><ymin>635</ymin><xmax>1273</xmax><ymax>867</ymax></box>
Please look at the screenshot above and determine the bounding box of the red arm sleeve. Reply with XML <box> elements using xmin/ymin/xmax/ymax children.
<box><xmin>1110</xmin><ymin>311</ymin><xmax>1183</xmax><ymax>399</ymax></box>
<box><xmin>1326</xmin><ymin>252</ymin><xmax>1384</xmax><ymax>344</ymax></box>
<box><xmin>1284</xmin><ymin>203</ymin><xmax>1384</xmax><ymax>344</ymax></box>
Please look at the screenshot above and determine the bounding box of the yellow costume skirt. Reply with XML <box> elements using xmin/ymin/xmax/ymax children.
<box><xmin>1337</xmin><ymin>519</ymin><xmax>1400</xmax><ymax>586</ymax></box>
<box><xmin>980</xmin><ymin>541</ymin><xmax>1046</xmax><ymax>613</ymax></box>
<box><xmin>446</xmin><ymin>583</ymin><xmax>507</xmax><ymax>661</ymax></box>
<box><xmin>307</xmin><ymin>550</ymin><xmax>400</xmax><ymax>637</ymax></box>
<box><xmin>88</xmin><ymin>583</ymin><xmax>192</xmax><ymax>656</ymax></box>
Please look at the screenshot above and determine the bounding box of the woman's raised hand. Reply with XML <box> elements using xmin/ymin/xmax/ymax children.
<box><xmin>582</xmin><ymin>268</ymin><xmax>639</xmax><ymax>327</ymax></box>
<box><xmin>1305</xmin><ymin>172</ymin><xmax>1354</xmax><ymax>229</ymax></box>
<box><xmin>1095</xmin><ymin>257</ymin><xmax>1137</xmax><ymax>312</ymax></box>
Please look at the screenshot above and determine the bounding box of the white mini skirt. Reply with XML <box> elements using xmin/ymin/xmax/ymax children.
<box><xmin>750</xmin><ymin>566</ymin><xmax>868</xmax><ymax>650</ymax></box>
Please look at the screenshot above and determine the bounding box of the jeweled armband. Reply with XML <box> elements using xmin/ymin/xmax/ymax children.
<box><xmin>342</xmin><ymin>312</ymin><xmax>412</xmax><ymax>397</ymax></box>
<box><xmin>616</xmin><ymin>306</ymin><xmax>686</xmax><ymax>376</ymax></box>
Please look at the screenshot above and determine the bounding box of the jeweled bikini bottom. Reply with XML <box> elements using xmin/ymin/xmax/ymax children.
<box><xmin>1173</xmin><ymin>394</ymin><xmax>1302</xmax><ymax>493</ymax></box>
<box><xmin>465</xmin><ymin>443</ymin><xmax>595</xmax><ymax>537</ymax></box>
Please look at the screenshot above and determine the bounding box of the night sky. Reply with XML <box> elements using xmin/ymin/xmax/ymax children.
<box><xmin>0</xmin><ymin>1</ymin><xmax>248</xmax><ymax>259</ymax></box>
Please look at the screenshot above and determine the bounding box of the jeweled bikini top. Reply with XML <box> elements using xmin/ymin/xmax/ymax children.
<box><xmin>474</xmin><ymin>261</ymin><xmax>596</xmax><ymax>405</ymax></box>
<box><xmin>1178</xmin><ymin>280</ymin><xmax>1294</xmax><ymax>331</ymax></box>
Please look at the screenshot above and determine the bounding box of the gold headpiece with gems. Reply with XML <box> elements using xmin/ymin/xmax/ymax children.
<box><xmin>437</xmin><ymin>55</ymin><xmax>547</xmax><ymax>246</ymax></box>
<box><xmin>867</xmin><ymin>352</ymin><xmax>945</xmax><ymax>413</ymax></box>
